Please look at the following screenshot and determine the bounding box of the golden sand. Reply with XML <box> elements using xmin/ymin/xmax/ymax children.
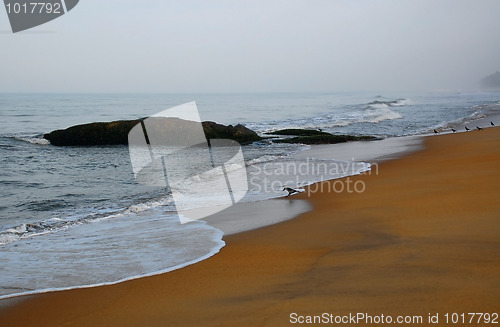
<box><xmin>1</xmin><ymin>128</ymin><xmax>499</xmax><ymax>326</ymax></box>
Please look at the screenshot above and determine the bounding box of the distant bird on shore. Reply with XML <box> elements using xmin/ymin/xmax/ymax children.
<box><xmin>318</xmin><ymin>128</ymin><xmax>323</xmax><ymax>132</ymax></box>
<box><xmin>283</xmin><ymin>187</ymin><xmax>300</xmax><ymax>197</ymax></box>
<box><xmin>434</xmin><ymin>129</ymin><xmax>439</xmax><ymax>134</ymax></box>
<box><xmin>465</xmin><ymin>126</ymin><xmax>470</xmax><ymax>131</ymax></box>
<box><xmin>491</xmin><ymin>121</ymin><xmax>495</xmax><ymax>127</ymax></box>
<box><xmin>451</xmin><ymin>128</ymin><xmax>456</xmax><ymax>133</ymax></box>
<box><xmin>476</xmin><ymin>126</ymin><xmax>483</xmax><ymax>131</ymax></box>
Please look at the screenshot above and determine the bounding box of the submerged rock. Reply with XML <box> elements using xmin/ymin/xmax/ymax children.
<box><xmin>266</xmin><ymin>128</ymin><xmax>377</xmax><ymax>145</ymax></box>
<box><xmin>264</xmin><ymin>129</ymin><xmax>331</xmax><ymax>137</ymax></box>
<box><xmin>44</xmin><ymin>119</ymin><xmax>262</xmax><ymax>146</ymax></box>
<box><xmin>274</xmin><ymin>134</ymin><xmax>377</xmax><ymax>145</ymax></box>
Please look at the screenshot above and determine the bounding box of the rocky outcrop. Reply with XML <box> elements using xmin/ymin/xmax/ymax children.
<box><xmin>201</xmin><ymin>121</ymin><xmax>262</xmax><ymax>144</ymax></box>
<box><xmin>264</xmin><ymin>129</ymin><xmax>331</xmax><ymax>137</ymax></box>
<box><xmin>44</xmin><ymin>119</ymin><xmax>262</xmax><ymax>146</ymax></box>
<box><xmin>266</xmin><ymin>128</ymin><xmax>377</xmax><ymax>145</ymax></box>
<box><xmin>274</xmin><ymin>134</ymin><xmax>377</xmax><ymax>145</ymax></box>
<box><xmin>44</xmin><ymin>120</ymin><xmax>141</xmax><ymax>146</ymax></box>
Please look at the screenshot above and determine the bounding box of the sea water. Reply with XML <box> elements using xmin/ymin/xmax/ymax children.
<box><xmin>1</xmin><ymin>91</ymin><xmax>499</xmax><ymax>298</ymax></box>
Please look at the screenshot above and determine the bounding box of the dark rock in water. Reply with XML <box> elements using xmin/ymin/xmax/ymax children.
<box><xmin>265</xmin><ymin>129</ymin><xmax>331</xmax><ymax>136</ymax></box>
<box><xmin>480</xmin><ymin>71</ymin><xmax>500</xmax><ymax>89</ymax></box>
<box><xmin>201</xmin><ymin>121</ymin><xmax>262</xmax><ymax>145</ymax></box>
<box><xmin>274</xmin><ymin>134</ymin><xmax>377</xmax><ymax>145</ymax></box>
<box><xmin>44</xmin><ymin>118</ymin><xmax>262</xmax><ymax>146</ymax></box>
<box><xmin>266</xmin><ymin>128</ymin><xmax>377</xmax><ymax>145</ymax></box>
<box><xmin>44</xmin><ymin>120</ymin><xmax>141</xmax><ymax>146</ymax></box>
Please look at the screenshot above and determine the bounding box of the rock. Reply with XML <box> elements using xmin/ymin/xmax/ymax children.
<box><xmin>265</xmin><ymin>129</ymin><xmax>331</xmax><ymax>136</ymax></box>
<box><xmin>274</xmin><ymin>134</ymin><xmax>377</xmax><ymax>145</ymax></box>
<box><xmin>44</xmin><ymin>120</ymin><xmax>141</xmax><ymax>146</ymax></box>
<box><xmin>44</xmin><ymin>118</ymin><xmax>262</xmax><ymax>146</ymax></box>
<box><xmin>266</xmin><ymin>128</ymin><xmax>377</xmax><ymax>145</ymax></box>
<box><xmin>201</xmin><ymin>121</ymin><xmax>262</xmax><ymax>145</ymax></box>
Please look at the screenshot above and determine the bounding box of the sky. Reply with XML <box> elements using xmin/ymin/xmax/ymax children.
<box><xmin>1</xmin><ymin>0</ymin><xmax>500</xmax><ymax>93</ymax></box>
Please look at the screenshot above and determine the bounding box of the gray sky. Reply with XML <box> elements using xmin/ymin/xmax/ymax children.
<box><xmin>1</xmin><ymin>0</ymin><xmax>499</xmax><ymax>93</ymax></box>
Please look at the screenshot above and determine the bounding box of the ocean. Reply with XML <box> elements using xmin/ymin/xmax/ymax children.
<box><xmin>1</xmin><ymin>91</ymin><xmax>499</xmax><ymax>299</ymax></box>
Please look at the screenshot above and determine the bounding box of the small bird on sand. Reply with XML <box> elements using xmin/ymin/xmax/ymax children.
<box><xmin>434</xmin><ymin>129</ymin><xmax>439</xmax><ymax>134</ymax></box>
<box><xmin>491</xmin><ymin>121</ymin><xmax>495</xmax><ymax>127</ymax></box>
<box><xmin>465</xmin><ymin>126</ymin><xmax>470</xmax><ymax>131</ymax></box>
<box><xmin>476</xmin><ymin>126</ymin><xmax>483</xmax><ymax>131</ymax></box>
<box><xmin>283</xmin><ymin>187</ymin><xmax>300</xmax><ymax>197</ymax></box>
<box><xmin>451</xmin><ymin>128</ymin><xmax>456</xmax><ymax>133</ymax></box>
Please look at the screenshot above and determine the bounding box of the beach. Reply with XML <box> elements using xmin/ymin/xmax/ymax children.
<box><xmin>1</xmin><ymin>127</ymin><xmax>499</xmax><ymax>326</ymax></box>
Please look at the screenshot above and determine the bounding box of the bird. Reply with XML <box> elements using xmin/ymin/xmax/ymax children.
<box><xmin>476</xmin><ymin>126</ymin><xmax>483</xmax><ymax>131</ymax></box>
<box><xmin>434</xmin><ymin>129</ymin><xmax>439</xmax><ymax>134</ymax></box>
<box><xmin>451</xmin><ymin>128</ymin><xmax>456</xmax><ymax>133</ymax></box>
<box><xmin>283</xmin><ymin>187</ymin><xmax>300</xmax><ymax>197</ymax></box>
<box><xmin>491</xmin><ymin>121</ymin><xmax>495</xmax><ymax>127</ymax></box>
<box><xmin>318</xmin><ymin>128</ymin><xmax>323</xmax><ymax>132</ymax></box>
<box><xmin>465</xmin><ymin>126</ymin><xmax>470</xmax><ymax>131</ymax></box>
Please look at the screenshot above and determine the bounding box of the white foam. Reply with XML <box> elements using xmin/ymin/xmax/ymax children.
<box><xmin>0</xmin><ymin>213</ymin><xmax>225</xmax><ymax>300</ymax></box>
<box><xmin>246</xmin><ymin>155</ymin><xmax>283</xmax><ymax>165</ymax></box>
<box><xmin>0</xmin><ymin>196</ymin><xmax>177</xmax><ymax>246</ymax></box>
<box><xmin>0</xmin><ymin>233</ymin><xmax>19</xmax><ymax>245</ymax></box>
<box><xmin>391</xmin><ymin>98</ymin><xmax>413</xmax><ymax>106</ymax></box>
<box><xmin>251</xmin><ymin>98</ymin><xmax>410</xmax><ymax>132</ymax></box>
<box><xmin>125</xmin><ymin>198</ymin><xmax>170</xmax><ymax>214</ymax></box>
<box><xmin>15</xmin><ymin>137</ymin><xmax>50</xmax><ymax>145</ymax></box>
<box><xmin>362</xmin><ymin>106</ymin><xmax>403</xmax><ymax>123</ymax></box>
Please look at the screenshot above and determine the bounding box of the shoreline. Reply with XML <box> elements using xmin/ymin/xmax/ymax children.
<box><xmin>1</xmin><ymin>127</ymin><xmax>498</xmax><ymax>325</ymax></box>
<box><xmin>0</xmin><ymin>133</ymin><xmax>415</xmax><ymax>302</ymax></box>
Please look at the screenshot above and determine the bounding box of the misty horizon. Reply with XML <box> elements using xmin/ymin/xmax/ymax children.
<box><xmin>1</xmin><ymin>0</ymin><xmax>499</xmax><ymax>93</ymax></box>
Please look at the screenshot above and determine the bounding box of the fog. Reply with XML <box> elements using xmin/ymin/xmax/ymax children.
<box><xmin>1</xmin><ymin>0</ymin><xmax>500</xmax><ymax>93</ymax></box>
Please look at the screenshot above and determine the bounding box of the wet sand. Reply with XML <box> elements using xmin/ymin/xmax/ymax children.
<box><xmin>1</xmin><ymin>127</ymin><xmax>499</xmax><ymax>326</ymax></box>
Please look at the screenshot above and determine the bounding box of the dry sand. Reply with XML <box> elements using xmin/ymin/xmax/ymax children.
<box><xmin>1</xmin><ymin>128</ymin><xmax>499</xmax><ymax>326</ymax></box>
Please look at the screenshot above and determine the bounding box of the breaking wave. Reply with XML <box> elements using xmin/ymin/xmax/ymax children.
<box><xmin>14</xmin><ymin>136</ymin><xmax>50</xmax><ymax>145</ymax></box>
<box><xmin>249</xmin><ymin>98</ymin><xmax>410</xmax><ymax>133</ymax></box>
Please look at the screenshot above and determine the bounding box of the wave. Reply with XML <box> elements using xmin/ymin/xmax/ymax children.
<box><xmin>367</xmin><ymin>98</ymin><xmax>413</xmax><ymax>108</ymax></box>
<box><xmin>247</xmin><ymin>98</ymin><xmax>411</xmax><ymax>133</ymax></box>
<box><xmin>123</xmin><ymin>196</ymin><xmax>174</xmax><ymax>215</ymax></box>
<box><xmin>0</xmin><ymin>195</ymin><xmax>177</xmax><ymax>246</ymax></box>
<box><xmin>0</xmin><ymin>218</ymin><xmax>69</xmax><ymax>245</ymax></box>
<box><xmin>362</xmin><ymin>105</ymin><xmax>403</xmax><ymax>123</ymax></box>
<box><xmin>22</xmin><ymin>199</ymin><xmax>71</xmax><ymax>212</ymax></box>
<box><xmin>246</xmin><ymin>154</ymin><xmax>284</xmax><ymax>166</ymax></box>
<box><xmin>0</xmin><ymin>217</ymin><xmax>225</xmax><ymax>300</ymax></box>
<box><xmin>0</xmin><ymin>150</ymin><xmax>308</xmax><ymax>247</ymax></box>
<box><xmin>14</xmin><ymin>136</ymin><xmax>50</xmax><ymax>145</ymax></box>
<box><xmin>360</xmin><ymin>98</ymin><xmax>408</xmax><ymax>123</ymax></box>
<box><xmin>423</xmin><ymin>106</ymin><xmax>493</xmax><ymax>134</ymax></box>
